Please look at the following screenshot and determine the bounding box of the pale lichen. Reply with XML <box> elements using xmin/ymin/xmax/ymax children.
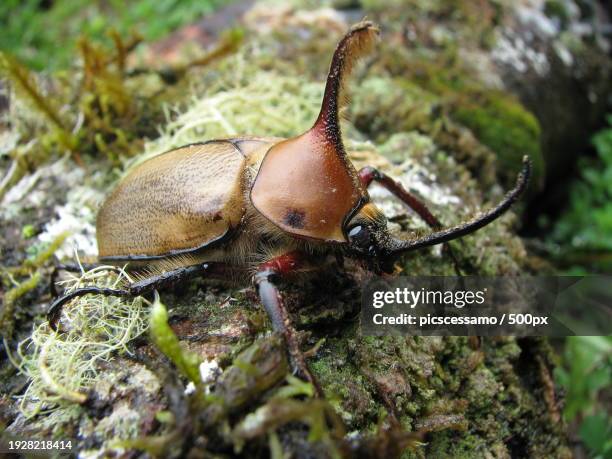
<box><xmin>7</xmin><ymin>263</ymin><xmax>149</xmax><ymax>418</ymax></box>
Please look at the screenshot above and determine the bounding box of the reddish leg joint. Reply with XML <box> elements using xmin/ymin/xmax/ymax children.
<box><xmin>359</xmin><ymin>166</ymin><xmax>441</xmax><ymax>229</ymax></box>
<box><xmin>358</xmin><ymin>166</ymin><xmax>379</xmax><ymax>188</ymax></box>
<box><xmin>257</xmin><ymin>250</ymin><xmax>304</xmax><ymax>277</ymax></box>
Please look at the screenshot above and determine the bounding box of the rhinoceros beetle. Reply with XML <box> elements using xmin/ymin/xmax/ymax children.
<box><xmin>49</xmin><ymin>21</ymin><xmax>530</xmax><ymax>395</ymax></box>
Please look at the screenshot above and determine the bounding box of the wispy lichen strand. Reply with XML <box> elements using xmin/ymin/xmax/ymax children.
<box><xmin>7</xmin><ymin>265</ymin><xmax>149</xmax><ymax>417</ymax></box>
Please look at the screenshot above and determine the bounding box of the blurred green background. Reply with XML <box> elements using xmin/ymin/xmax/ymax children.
<box><xmin>0</xmin><ymin>0</ymin><xmax>227</xmax><ymax>70</ymax></box>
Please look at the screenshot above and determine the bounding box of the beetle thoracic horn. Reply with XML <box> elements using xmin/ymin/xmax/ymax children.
<box><xmin>385</xmin><ymin>156</ymin><xmax>532</xmax><ymax>256</ymax></box>
<box><xmin>313</xmin><ymin>20</ymin><xmax>380</xmax><ymax>148</ymax></box>
<box><xmin>249</xmin><ymin>21</ymin><xmax>379</xmax><ymax>242</ymax></box>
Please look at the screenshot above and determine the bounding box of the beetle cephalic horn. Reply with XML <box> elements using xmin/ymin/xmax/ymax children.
<box><xmin>314</xmin><ymin>20</ymin><xmax>380</xmax><ymax>148</ymax></box>
<box><xmin>385</xmin><ymin>156</ymin><xmax>532</xmax><ymax>256</ymax></box>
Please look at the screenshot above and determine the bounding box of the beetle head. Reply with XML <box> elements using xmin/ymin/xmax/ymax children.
<box><xmin>344</xmin><ymin>156</ymin><xmax>532</xmax><ymax>273</ymax></box>
<box><xmin>344</xmin><ymin>202</ymin><xmax>396</xmax><ymax>274</ymax></box>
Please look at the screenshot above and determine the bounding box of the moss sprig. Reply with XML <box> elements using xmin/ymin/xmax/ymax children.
<box><xmin>149</xmin><ymin>292</ymin><xmax>202</xmax><ymax>386</ymax></box>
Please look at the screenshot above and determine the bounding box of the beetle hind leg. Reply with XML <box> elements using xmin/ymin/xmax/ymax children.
<box><xmin>48</xmin><ymin>262</ymin><xmax>228</xmax><ymax>331</ymax></box>
<box><xmin>253</xmin><ymin>251</ymin><xmax>324</xmax><ymax>397</ymax></box>
<box><xmin>48</xmin><ymin>286</ymin><xmax>132</xmax><ymax>330</ymax></box>
<box><xmin>50</xmin><ymin>263</ymin><xmax>124</xmax><ymax>297</ymax></box>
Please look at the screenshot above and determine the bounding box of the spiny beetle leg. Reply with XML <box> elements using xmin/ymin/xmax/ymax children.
<box><xmin>358</xmin><ymin>166</ymin><xmax>465</xmax><ymax>274</ymax></box>
<box><xmin>128</xmin><ymin>262</ymin><xmax>229</xmax><ymax>296</ymax></box>
<box><xmin>50</xmin><ymin>263</ymin><xmax>123</xmax><ymax>297</ymax></box>
<box><xmin>359</xmin><ymin>166</ymin><xmax>442</xmax><ymax>229</ymax></box>
<box><xmin>253</xmin><ymin>251</ymin><xmax>324</xmax><ymax>397</ymax></box>
<box><xmin>48</xmin><ymin>286</ymin><xmax>131</xmax><ymax>331</ymax></box>
<box><xmin>48</xmin><ymin>261</ymin><xmax>228</xmax><ymax>331</ymax></box>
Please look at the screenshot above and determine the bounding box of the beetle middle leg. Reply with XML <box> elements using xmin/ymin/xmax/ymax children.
<box><xmin>253</xmin><ymin>251</ymin><xmax>324</xmax><ymax>397</ymax></box>
<box><xmin>358</xmin><ymin>166</ymin><xmax>466</xmax><ymax>274</ymax></box>
<box><xmin>48</xmin><ymin>262</ymin><xmax>229</xmax><ymax>331</ymax></box>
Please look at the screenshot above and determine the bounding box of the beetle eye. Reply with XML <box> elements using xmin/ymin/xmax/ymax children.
<box><xmin>348</xmin><ymin>225</ymin><xmax>370</xmax><ymax>247</ymax></box>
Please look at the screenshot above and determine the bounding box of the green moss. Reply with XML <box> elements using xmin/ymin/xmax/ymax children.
<box><xmin>203</xmin><ymin>335</ymin><xmax>289</xmax><ymax>424</ymax></box>
<box><xmin>0</xmin><ymin>272</ymin><xmax>41</xmax><ymax>339</ymax></box>
<box><xmin>0</xmin><ymin>232</ymin><xmax>70</xmax><ymax>339</ymax></box>
<box><xmin>21</xmin><ymin>224</ymin><xmax>36</xmax><ymax>239</ymax></box>
<box><xmin>364</xmin><ymin>39</ymin><xmax>544</xmax><ymax>191</ymax></box>
<box><xmin>544</xmin><ymin>0</ymin><xmax>570</xmax><ymax>27</ymax></box>
<box><xmin>464</xmin><ymin>367</ymin><xmax>500</xmax><ymax>411</ymax></box>
<box><xmin>377</xmin><ymin>132</ymin><xmax>436</xmax><ymax>162</ymax></box>
<box><xmin>310</xmin><ymin>334</ymin><xmax>377</xmax><ymax>428</ymax></box>
<box><xmin>351</xmin><ymin>76</ymin><xmax>435</xmax><ymax>143</ymax></box>
<box><xmin>128</xmin><ymin>54</ymin><xmax>326</xmax><ymax>171</ymax></box>
<box><xmin>452</xmin><ymin>90</ymin><xmax>545</xmax><ymax>190</ymax></box>
<box><xmin>426</xmin><ymin>431</ymin><xmax>490</xmax><ymax>458</ymax></box>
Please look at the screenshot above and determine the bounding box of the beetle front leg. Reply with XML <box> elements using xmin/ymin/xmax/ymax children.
<box><xmin>358</xmin><ymin>166</ymin><xmax>465</xmax><ymax>273</ymax></box>
<box><xmin>359</xmin><ymin>166</ymin><xmax>445</xmax><ymax>229</ymax></box>
<box><xmin>253</xmin><ymin>251</ymin><xmax>323</xmax><ymax>397</ymax></box>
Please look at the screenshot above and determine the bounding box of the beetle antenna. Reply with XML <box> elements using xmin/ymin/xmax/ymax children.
<box><xmin>386</xmin><ymin>156</ymin><xmax>531</xmax><ymax>256</ymax></box>
<box><xmin>314</xmin><ymin>21</ymin><xmax>379</xmax><ymax>147</ymax></box>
